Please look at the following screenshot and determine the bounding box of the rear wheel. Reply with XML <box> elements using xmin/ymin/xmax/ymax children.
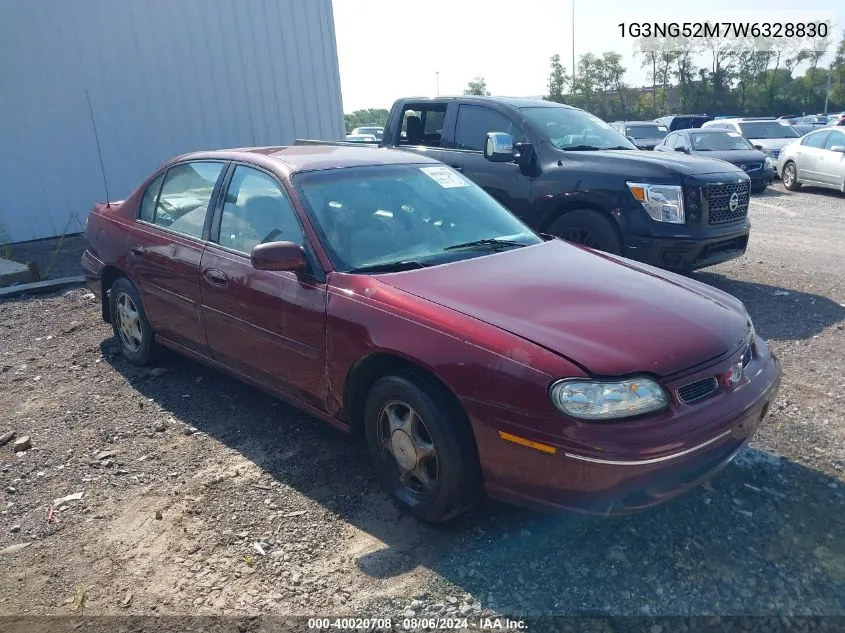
<box><xmin>782</xmin><ymin>161</ymin><xmax>801</xmax><ymax>191</ymax></box>
<box><xmin>548</xmin><ymin>209</ymin><xmax>621</xmax><ymax>255</ymax></box>
<box><xmin>364</xmin><ymin>373</ymin><xmax>481</xmax><ymax>522</ymax></box>
<box><xmin>109</xmin><ymin>277</ymin><xmax>155</xmax><ymax>365</ymax></box>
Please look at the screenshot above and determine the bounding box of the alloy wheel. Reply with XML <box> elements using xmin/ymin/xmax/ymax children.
<box><xmin>783</xmin><ymin>164</ymin><xmax>795</xmax><ymax>188</ymax></box>
<box><xmin>377</xmin><ymin>400</ymin><xmax>439</xmax><ymax>500</ymax></box>
<box><xmin>116</xmin><ymin>292</ymin><xmax>143</xmax><ymax>353</ymax></box>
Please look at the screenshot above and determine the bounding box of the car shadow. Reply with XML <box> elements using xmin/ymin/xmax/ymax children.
<box><xmin>101</xmin><ymin>341</ymin><xmax>845</xmax><ymax>616</ymax></box>
<box><xmin>787</xmin><ymin>185</ymin><xmax>845</xmax><ymax>199</ymax></box>
<box><xmin>753</xmin><ymin>186</ymin><xmax>787</xmax><ymax>198</ymax></box>
<box><xmin>689</xmin><ymin>272</ymin><xmax>845</xmax><ymax>342</ymax></box>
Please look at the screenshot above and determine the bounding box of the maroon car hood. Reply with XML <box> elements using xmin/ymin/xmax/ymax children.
<box><xmin>377</xmin><ymin>240</ymin><xmax>750</xmax><ymax>377</ymax></box>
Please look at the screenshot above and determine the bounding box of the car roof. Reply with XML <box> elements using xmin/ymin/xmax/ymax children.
<box><xmin>400</xmin><ymin>95</ymin><xmax>576</xmax><ymax>110</ymax></box>
<box><xmin>175</xmin><ymin>145</ymin><xmax>439</xmax><ymax>173</ymax></box>
<box><xmin>686</xmin><ymin>128</ymin><xmax>733</xmax><ymax>133</ymax></box>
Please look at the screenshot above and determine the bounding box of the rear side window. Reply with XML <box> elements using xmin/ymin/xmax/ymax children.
<box><xmin>803</xmin><ymin>132</ymin><xmax>830</xmax><ymax>149</ymax></box>
<box><xmin>151</xmin><ymin>161</ymin><xmax>224</xmax><ymax>239</ymax></box>
<box><xmin>823</xmin><ymin>131</ymin><xmax>844</xmax><ymax>150</ymax></box>
<box><xmin>139</xmin><ymin>172</ymin><xmax>165</xmax><ymax>222</ymax></box>
<box><xmin>455</xmin><ymin>105</ymin><xmax>522</xmax><ymax>152</ymax></box>
<box><xmin>400</xmin><ymin>104</ymin><xmax>447</xmax><ymax>147</ymax></box>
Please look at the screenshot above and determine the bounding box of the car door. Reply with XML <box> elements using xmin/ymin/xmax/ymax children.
<box><xmin>819</xmin><ymin>130</ymin><xmax>845</xmax><ymax>186</ymax></box>
<box><xmin>795</xmin><ymin>131</ymin><xmax>831</xmax><ymax>182</ymax></box>
<box><xmin>199</xmin><ymin>163</ymin><xmax>327</xmax><ymax>410</ymax></box>
<box><xmin>440</xmin><ymin>104</ymin><xmax>533</xmax><ymax>220</ymax></box>
<box><xmin>127</xmin><ymin>160</ymin><xmax>226</xmax><ymax>355</ymax></box>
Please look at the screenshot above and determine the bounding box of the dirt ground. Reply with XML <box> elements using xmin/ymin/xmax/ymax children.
<box><xmin>1</xmin><ymin>182</ymin><xmax>844</xmax><ymax>626</ymax></box>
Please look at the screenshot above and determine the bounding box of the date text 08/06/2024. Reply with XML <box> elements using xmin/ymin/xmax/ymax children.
<box><xmin>306</xmin><ymin>617</ymin><xmax>527</xmax><ymax>630</ymax></box>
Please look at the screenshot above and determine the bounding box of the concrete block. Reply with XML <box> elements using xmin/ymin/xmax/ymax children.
<box><xmin>0</xmin><ymin>258</ymin><xmax>34</xmax><ymax>287</ymax></box>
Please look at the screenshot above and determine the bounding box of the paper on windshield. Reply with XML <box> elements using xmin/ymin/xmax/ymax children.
<box><xmin>658</xmin><ymin>126</ymin><xmax>668</xmax><ymax>132</ymax></box>
<box><xmin>727</xmin><ymin>132</ymin><xmax>741</xmax><ymax>137</ymax></box>
<box><xmin>419</xmin><ymin>166</ymin><xmax>469</xmax><ymax>188</ymax></box>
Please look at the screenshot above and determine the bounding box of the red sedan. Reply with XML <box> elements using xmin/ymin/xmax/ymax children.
<box><xmin>82</xmin><ymin>145</ymin><xmax>781</xmax><ymax>521</ymax></box>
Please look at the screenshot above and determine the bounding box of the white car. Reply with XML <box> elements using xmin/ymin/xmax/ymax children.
<box><xmin>701</xmin><ymin>118</ymin><xmax>802</xmax><ymax>174</ymax></box>
<box><xmin>777</xmin><ymin>127</ymin><xmax>845</xmax><ymax>193</ymax></box>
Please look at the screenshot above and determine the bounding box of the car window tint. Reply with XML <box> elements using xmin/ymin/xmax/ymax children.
<box><xmin>139</xmin><ymin>172</ymin><xmax>165</xmax><ymax>222</ymax></box>
<box><xmin>455</xmin><ymin>105</ymin><xmax>523</xmax><ymax>152</ymax></box>
<box><xmin>154</xmin><ymin>162</ymin><xmax>224</xmax><ymax>238</ymax></box>
<box><xmin>823</xmin><ymin>131</ymin><xmax>845</xmax><ymax>150</ymax></box>
<box><xmin>803</xmin><ymin>132</ymin><xmax>830</xmax><ymax>148</ymax></box>
<box><xmin>218</xmin><ymin>165</ymin><xmax>303</xmax><ymax>254</ymax></box>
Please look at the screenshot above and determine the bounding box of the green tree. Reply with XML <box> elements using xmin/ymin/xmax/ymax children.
<box><xmin>344</xmin><ymin>108</ymin><xmax>390</xmax><ymax>133</ymax></box>
<box><xmin>464</xmin><ymin>76</ymin><xmax>490</xmax><ymax>96</ymax></box>
<box><xmin>546</xmin><ymin>54</ymin><xmax>569</xmax><ymax>102</ymax></box>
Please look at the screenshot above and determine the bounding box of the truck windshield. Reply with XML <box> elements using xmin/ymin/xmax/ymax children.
<box><xmin>738</xmin><ymin>121</ymin><xmax>800</xmax><ymax>139</ymax></box>
<box><xmin>521</xmin><ymin>106</ymin><xmax>636</xmax><ymax>150</ymax></box>
<box><xmin>294</xmin><ymin>164</ymin><xmax>542</xmax><ymax>273</ymax></box>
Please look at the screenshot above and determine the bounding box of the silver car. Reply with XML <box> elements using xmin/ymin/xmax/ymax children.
<box><xmin>701</xmin><ymin>118</ymin><xmax>801</xmax><ymax>173</ymax></box>
<box><xmin>778</xmin><ymin>127</ymin><xmax>845</xmax><ymax>193</ymax></box>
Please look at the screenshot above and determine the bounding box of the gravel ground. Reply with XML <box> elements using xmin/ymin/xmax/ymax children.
<box><xmin>2</xmin><ymin>234</ymin><xmax>87</xmax><ymax>282</ymax></box>
<box><xmin>1</xmin><ymin>182</ymin><xmax>843</xmax><ymax>625</ymax></box>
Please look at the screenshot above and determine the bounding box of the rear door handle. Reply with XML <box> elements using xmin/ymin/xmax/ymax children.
<box><xmin>449</xmin><ymin>164</ymin><xmax>464</xmax><ymax>172</ymax></box>
<box><xmin>203</xmin><ymin>268</ymin><xmax>228</xmax><ymax>286</ymax></box>
<box><xmin>130</xmin><ymin>244</ymin><xmax>146</xmax><ymax>256</ymax></box>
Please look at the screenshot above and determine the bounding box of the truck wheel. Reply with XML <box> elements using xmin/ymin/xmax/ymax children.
<box><xmin>548</xmin><ymin>210</ymin><xmax>621</xmax><ymax>255</ymax></box>
<box><xmin>364</xmin><ymin>373</ymin><xmax>481</xmax><ymax>522</ymax></box>
<box><xmin>109</xmin><ymin>277</ymin><xmax>155</xmax><ymax>365</ymax></box>
<box><xmin>781</xmin><ymin>161</ymin><xmax>801</xmax><ymax>191</ymax></box>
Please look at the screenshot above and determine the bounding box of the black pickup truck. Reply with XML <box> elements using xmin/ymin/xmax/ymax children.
<box><xmin>307</xmin><ymin>96</ymin><xmax>753</xmax><ymax>271</ymax></box>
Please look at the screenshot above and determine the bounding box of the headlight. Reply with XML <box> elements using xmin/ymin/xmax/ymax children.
<box><xmin>626</xmin><ymin>183</ymin><xmax>685</xmax><ymax>224</ymax></box>
<box><xmin>550</xmin><ymin>376</ymin><xmax>669</xmax><ymax>421</ymax></box>
<box><xmin>764</xmin><ymin>156</ymin><xmax>773</xmax><ymax>169</ymax></box>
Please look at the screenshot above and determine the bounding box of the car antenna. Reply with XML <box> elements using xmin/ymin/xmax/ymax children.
<box><xmin>85</xmin><ymin>88</ymin><xmax>111</xmax><ymax>207</ymax></box>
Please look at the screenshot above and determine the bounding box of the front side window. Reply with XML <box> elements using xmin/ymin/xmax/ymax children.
<box><xmin>803</xmin><ymin>132</ymin><xmax>830</xmax><ymax>149</ymax></box>
<box><xmin>454</xmin><ymin>105</ymin><xmax>523</xmax><ymax>151</ymax></box>
<box><xmin>295</xmin><ymin>164</ymin><xmax>541</xmax><ymax>272</ymax></box>
<box><xmin>217</xmin><ymin>165</ymin><xmax>304</xmax><ymax>254</ymax></box>
<box><xmin>151</xmin><ymin>162</ymin><xmax>224</xmax><ymax>238</ymax></box>
<box><xmin>521</xmin><ymin>106</ymin><xmax>635</xmax><ymax>151</ymax></box>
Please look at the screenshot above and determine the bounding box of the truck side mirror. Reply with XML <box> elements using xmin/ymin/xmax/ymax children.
<box><xmin>484</xmin><ymin>132</ymin><xmax>515</xmax><ymax>162</ymax></box>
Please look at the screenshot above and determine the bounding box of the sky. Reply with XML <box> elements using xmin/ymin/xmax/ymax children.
<box><xmin>332</xmin><ymin>0</ymin><xmax>843</xmax><ymax>113</ymax></box>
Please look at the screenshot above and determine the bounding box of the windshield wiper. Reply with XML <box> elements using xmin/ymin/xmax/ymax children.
<box><xmin>558</xmin><ymin>144</ymin><xmax>602</xmax><ymax>151</ymax></box>
<box><xmin>347</xmin><ymin>260</ymin><xmax>426</xmax><ymax>274</ymax></box>
<box><xmin>602</xmin><ymin>145</ymin><xmax>635</xmax><ymax>150</ymax></box>
<box><xmin>443</xmin><ymin>238</ymin><xmax>526</xmax><ymax>252</ymax></box>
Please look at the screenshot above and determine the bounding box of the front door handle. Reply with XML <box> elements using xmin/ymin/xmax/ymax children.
<box><xmin>203</xmin><ymin>268</ymin><xmax>228</xmax><ymax>286</ymax></box>
<box><xmin>449</xmin><ymin>164</ymin><xmax>464</xmax><ymax>172</ymax></box>
<box><xmin>130</xmin><ymin>244</ymin><xmax>146</xmax><ymax>256</ymax></box>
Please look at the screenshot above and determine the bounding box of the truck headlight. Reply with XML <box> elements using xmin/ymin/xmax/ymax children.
<box><xmin>626</xmin><ymin>183</ymin><xmax>685</xmax><ymax>224</ymax></box>
<box><xmin>550</xmin><ymin>376</ymin><xmax>669</xmax><ymax>421</ymax></box>
<box><xmin>764</xmin><ymin>156</ymin><xmax>773</xmax><ymax>169</ymax></box>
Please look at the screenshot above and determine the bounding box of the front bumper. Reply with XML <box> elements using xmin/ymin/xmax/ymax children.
<box><xmin>469</xmin><ymin>345</ymin><xmax>781</xmax><ymax>516</ymax></box>
<box><xmin>623</xmin><ymin>227</ymin><xmax>749</xmax><ymax>271</ymax></box>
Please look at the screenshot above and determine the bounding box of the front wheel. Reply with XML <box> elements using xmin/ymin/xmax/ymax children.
<box><xmin>109</xmin><ymin>277</ymin><xmax>155</xmax><ymax>365</ymax></box>
<box><xmin>547</xmin><ymin>209</ymin><xmax>622</xmax><ymax>255</ymax></box>
<box><xmin>364</xmin><ymin>374</ymin><xmax>481</xmax><ymax>522</ymax></box>
<box><xmin>782</xmin><ymin>161</ymin><xmax>801</xmax><ymax>191</ymax></box>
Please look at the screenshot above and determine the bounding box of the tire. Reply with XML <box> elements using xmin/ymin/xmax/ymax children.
<box><xmin>109</xmin><ymin>277</ymin><xmax>155</xmax><ymax>365</ymax></box>
<box><xmin>547</xmin><ymin>209</ymin><xmax>622</xmax><ymax>255</ymax></box>
<box><xmin>364</xmin><ymin>373</ymin><xmax>481</xmax><ymax>522</ymax></box>
<box><xmin>782</xmin><ymin>161</ymin><xmax>801</xmax><ymax>191</ymax></box>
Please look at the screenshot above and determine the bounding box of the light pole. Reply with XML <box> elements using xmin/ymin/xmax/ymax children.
<box><xmin>824</xmin><ymin>69</ymin><xmax>832</xmax><ymax>114</ymax></box>
<box><xmin>435</xmin><ymin>71</ymin><xmax>440</xmax><ymax>96</ymax></box>
<box><xmin>571</xmin><ymin>0</ymin><xmax>575</xmax><ymax>89</ymax></box>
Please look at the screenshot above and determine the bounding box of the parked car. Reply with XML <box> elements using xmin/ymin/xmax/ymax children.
<box><xmin>777</xmin><ymin>115</ymin><xmax>801</xmax><ymax>124</ymax></box>
<box><xmin>795</xmin><ymin>115</ymin><xmax>831</xmax><ymax>128</ymax></box>
<box><xmin>655</xmin><ymin>128</ymin><xmax>774</xmax><ymax>192</ymax></box>
<box><xmin>351</xmin><ymin>126</ymin><xmax>384</xmax><ymax>140</ymax></box>
<box><xmin>311</xmin><ymin>96</ymin><xmax>751</xmax><ymax>272</ymax></box>
<box><xmin>792</xmin><ymin>123</ymin><xmax>818</xmax><ymax>137</ymax></box>
<box><xmin>345</xmin><ymin>133</ymin><xmax>377</xmax><ymax>143</ymax></box>
<box><xmin>654</xmin><ymin>114</ymin><xmax>713</xmax><ymax>131</ymax></box>
<box><xmin>610</xmin><ymin>120</ymin><xmax>669</xmax><ymax>150</ymax></box>
<box><xmin>81</xmin><ymin>145</ymin><xmax>781</xmax><ymax>521</ymax></box>
<box><xmin>701</xmin><ymin>117</ymin><xmax>801</xmax><ymax>169</ymax></box>
<box><xmin>778</xmin><ymin>127</ymin><xmax>845</xmax><ymax>193</ymax></box>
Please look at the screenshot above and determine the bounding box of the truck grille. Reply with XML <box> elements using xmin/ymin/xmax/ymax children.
<box><xmin>706</xmin><ymin>181</ymin><xmax>750</xmax><ymax>225</ymax></box>
<box><xmin>678</xmin><ymin>377</ymin><xmax>719</xmax><ymax>403</ymax></box>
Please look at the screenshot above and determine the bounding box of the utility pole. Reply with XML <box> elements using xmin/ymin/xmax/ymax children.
<box><xmin>571</xmin><ymin>0</ymin><xmax>576</xmax><ymax>90</ymax></box>
<box><xmin>824</xmin><ymin>70</ymin><xmax>832</xmax><ymax>114</ymax></box>
<box><xmin>435</xmin><ymin>71</ymin><xmax>440</xmax><ymax>97</ymax></box>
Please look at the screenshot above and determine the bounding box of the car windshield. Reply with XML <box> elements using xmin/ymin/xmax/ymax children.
<box><xmin>627</xmin><ymin>124</ymin><xmax>668</xmax><ymax>139</ymax></box>
<box><xmin>690</xmin><ymin>132</ymin><xmax>754</xmax><ymax>151</ymax></box>
<box><xmin>294</xmin><ymin>164</ymin><xmax>542</xmax><ymax>272</ymax></box>
<box><xmin>521</xmin><ymin>106</ymin><xmax>636</xmax><ymax>150</ymax></box>
<box><xmin>354</xmin><ymin>127</ymin><xmax>383</xmax><ymax>139</ymax></box>
<box><xmin>738</xmin><ymin>121</ymin><xmax>800</xmax><ymax>139</ymax></box>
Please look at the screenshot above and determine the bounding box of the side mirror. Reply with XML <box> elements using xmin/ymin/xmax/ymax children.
<box><xmin>829</xmin><ymin>145</ymin><xmax>845</xmax><ymax>153</ymax></box>
<box><xmin>675</xmin><ymin>146</ymin><xmax>688</xmax><ymax>153</ymax></box>
<box><xmin>753</xmin><ymin>144</ymin><xmax>764</xmax><ymax>150</ymax></box>
<box><xmin>251</xmin><ymin>241</ymin><xmax>306</xmax><ymax>272</ymax></box>
<box><xmin>484</xmin><ymin>132</ymin><xmax>515</xmax><ymax>162</ymax></box>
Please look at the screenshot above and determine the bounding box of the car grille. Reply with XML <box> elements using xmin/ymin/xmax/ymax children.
<box><xmin>678</xmin><ymin>377</ymin><xmax>719</xmax><ymax>403</ymax></box>
<box><xmin>737</xmin><ymin>162</ymin><xmax>762</xmax><ymax>172</ymax></box>
<box><xmin>706</xmin><ymin>180</ymin><xmax>750</xmax><ymax>225</ymax></box>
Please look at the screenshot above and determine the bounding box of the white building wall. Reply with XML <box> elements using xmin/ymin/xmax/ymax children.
<box><xmin>0</xmin><ymin>0</ymin><xmax>345</xmax><ymax>242</ymax></box>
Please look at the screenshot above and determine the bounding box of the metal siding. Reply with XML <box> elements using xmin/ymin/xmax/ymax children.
<box><xmin>0</xmin><ymin>0</ymin><xmax>344</xmax><ymax>243</ymax></box>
